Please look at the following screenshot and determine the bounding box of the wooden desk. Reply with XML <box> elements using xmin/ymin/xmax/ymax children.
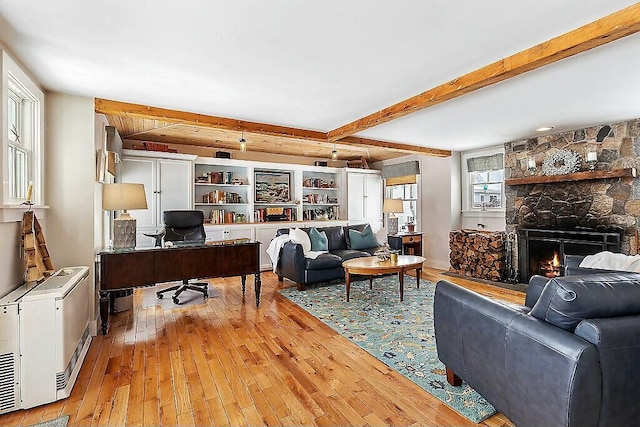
<box><xmin>388</xmin><ymin>232</ymin><xmax>423</xmax><ymax>256</ymax></box>
<box><xmin>97</xmin><ymin>240</ymin><xmax>261</xmax><ymax>334</ymax></box>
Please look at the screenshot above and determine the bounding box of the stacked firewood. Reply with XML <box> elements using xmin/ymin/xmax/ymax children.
<box><xmin>449</xmin><ymin>230</ymin><xmax>506</xmax><ymax>281</ymax></box>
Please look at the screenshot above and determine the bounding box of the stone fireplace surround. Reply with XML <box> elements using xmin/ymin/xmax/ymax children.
<box><xmin>505</xmin><ymin>118</ymin><xmax>640</xmax><ymax>282</ymax></box>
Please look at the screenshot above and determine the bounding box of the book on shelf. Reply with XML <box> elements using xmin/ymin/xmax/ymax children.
<box><xmin>302</xmin><ymin>206</ymin><xmax>339</xmax><ymax>221</ymax></box>
<box><xmin>202</xmin><ymin>190</ymin><xmax>243</xmax><ymax>204</ymax></box>
<box><xmin>205</xmin><ymin>209</ymin><xmax>246</xmax><ymax>224</ymax></box>
<box><xmin>254</xmin><ymin>207</ymin><xmax>297</xmax><ymax>222</ymax></box>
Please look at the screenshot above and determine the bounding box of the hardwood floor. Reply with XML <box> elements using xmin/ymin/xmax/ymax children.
<box><xmin>0</xmin><ymin>268</ymin><xmax>521</xmax><ymax>427</ymax></box>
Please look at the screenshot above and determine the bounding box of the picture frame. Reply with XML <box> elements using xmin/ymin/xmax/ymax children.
<box><xmin>254</xmin><ymin>170</ymin><xmax>291</xmax><ymax>203</ymax></box>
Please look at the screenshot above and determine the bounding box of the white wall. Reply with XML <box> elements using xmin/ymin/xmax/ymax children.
<box><xmin>45</xmin><ymin>93</ymin><xmax>96</xmax><ymax>322</ymax></box>
<box><xmin>0</xmin><ymin>222</ymin><xmax>25</xmax><ymax>297</ymax></box>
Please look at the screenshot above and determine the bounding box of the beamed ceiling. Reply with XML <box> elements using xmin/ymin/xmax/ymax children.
<box><xmin>96</xmin><ymin>99</ymin><xmax>451</xmax><ymax>162</ymax></box>
<box><xmin>92</xmin><ymin>3</ymin><xmax>640</xmax><ymax>163</ymax></box>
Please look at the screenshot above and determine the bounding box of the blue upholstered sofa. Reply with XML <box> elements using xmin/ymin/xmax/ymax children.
<box><xmin>434</xmin><ymin>255</ymin><xmax>640</xmax><ymax>427</ymax></box>
<box><xmin>275</xmin><ymin>223</ymin><xmax>382</xmax><ymax>290</ymax></box>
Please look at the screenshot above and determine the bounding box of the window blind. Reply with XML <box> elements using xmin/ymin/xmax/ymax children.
<box><xmin>466</xmin><ymin>153</ymin><xmax>503</xmax><ymax>172</ymax></box>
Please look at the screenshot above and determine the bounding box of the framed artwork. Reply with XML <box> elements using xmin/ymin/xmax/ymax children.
<box><xmin>255</xmin><ymin>170</ymin><xmax>291</xmax><ymax>203</ymax></box>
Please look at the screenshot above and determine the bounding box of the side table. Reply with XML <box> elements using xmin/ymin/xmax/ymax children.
<box><xmin>388</xmin><ymin>232</ymin><xmax>423</xmax><ymax>256</ymax></box>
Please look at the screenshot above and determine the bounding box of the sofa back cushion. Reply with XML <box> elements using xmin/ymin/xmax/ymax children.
<box><xmin>349</xmin><ymin>225</ymin><xmax>379</xmax><ymax>250</ymax></box>
<box><xmin>309</xmin><ymin>227</ymin><xmax>329</xmax><ymax>251</ymax></box>
<box><xmin>530</xmin><ymin>272</ymin><xmax>640</xmax><ymax>331</ymax></box>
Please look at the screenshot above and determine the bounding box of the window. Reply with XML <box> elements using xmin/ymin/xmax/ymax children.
<box><xmin>385</xmin><ymin>183</ymin><xmax>418</xmax><ymax>230</ymax></box>
<box><xmin>7</xmin><ymin>83</ymin><xmax>35</xmax><ymax>201</ymax></box>
<box><xmin>462</xmin><ymin>148</ymin><xmax>505</xmax><ymax>212</ymax></box>
<box><xmin>2</xmin><ymin>50</ymin><xmax>43</xmax><ymax>211</ymax></box>
<box><xmin>471</xmin><ymin>169</ymin><xmax>504</xmax><ymax>209</ymax></box>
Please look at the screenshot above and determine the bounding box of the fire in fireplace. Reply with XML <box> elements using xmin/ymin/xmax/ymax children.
<box><xmin>518</xmin><ymin>228</ymin><xmax>621</xmax><ymax>282</ymax></box>
<box><xmin>540</xmin><ymin>251</ymin><xmax>561</xmax><ymax>278</ymax></box>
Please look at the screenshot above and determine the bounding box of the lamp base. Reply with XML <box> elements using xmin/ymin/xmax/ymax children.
<box><xmin>387</xmin><ymin>217</ymin><xmax>399</xmax><ymax>235</ymax></box>
<box><xmin>113</xmin><ymin>215</ymin><xmax>137</xmax><ymax>249</ymax></box>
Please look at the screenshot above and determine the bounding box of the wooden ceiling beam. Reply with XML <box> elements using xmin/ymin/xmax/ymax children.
<box><xmin>96</xmin><ymin>98</ymin><xmax>328</xmax><ymax>142</ymax></box>
<box><xmin>340</xmin><ymin>136</ymin><xmax>450</xmax><ymax>157</ymax></box>
<box><xmin>327</xmin><ymin>3</ymin><xmax>640</xmax><ymax>141</ymax></box>
<box><xmin>96</xmin><ymin>98</ymin><xmax>448</xmax><ymax>157</ymax></box>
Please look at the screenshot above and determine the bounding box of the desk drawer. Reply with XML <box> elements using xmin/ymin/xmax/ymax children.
<box><xmin>402</xmin><ymin>235</ymin><xmax>421</xmax><ymax>244</ymax></box>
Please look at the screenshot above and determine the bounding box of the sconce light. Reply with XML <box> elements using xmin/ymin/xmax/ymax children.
<box><xmin>239</xmin><ymin>132</ymin><xmax>247</xmax><ymax>152</ymax></box>
<box><xmin>527</xmin><ymin>156</ymin><xmax>536</xmax><ymax>175</ymax></box>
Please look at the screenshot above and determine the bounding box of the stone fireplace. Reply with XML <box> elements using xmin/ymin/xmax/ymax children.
<box><xmin>505</xmin><ymin>119</ymin><xmax>640</xmax><ymax>283</ymax></box>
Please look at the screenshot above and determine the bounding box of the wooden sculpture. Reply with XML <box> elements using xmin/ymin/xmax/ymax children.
<box><xmin>22</xmin><ymin>211</ymin><xmax>55</xmax><ymax>283</ymax></box>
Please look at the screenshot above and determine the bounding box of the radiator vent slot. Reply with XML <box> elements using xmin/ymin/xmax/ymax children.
<box><xmin>56</xmin><ymin>326</ymin><xmax>90</xmax><ymax>391</ymax></box>
<box><xmin>0</xmin><ymin>353</ymin><xmax>16</xmax><ymax>411</ymax></box>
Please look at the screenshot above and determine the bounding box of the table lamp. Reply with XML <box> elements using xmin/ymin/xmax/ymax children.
<box><xmin>102</xmin><ymin>183</ymin><xmax>148</xmax><ymax>249</ymax></box>
<box><xmin>383</xmin><ymin>198</ymin><xmax>403</xmax><ymax>235</ymax></box>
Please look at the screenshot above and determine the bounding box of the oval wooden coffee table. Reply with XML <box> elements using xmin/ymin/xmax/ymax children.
<box><xmin>342</xmin><ymin>255</ymin><xmax>425</xmax><ymax>302</ymax></box>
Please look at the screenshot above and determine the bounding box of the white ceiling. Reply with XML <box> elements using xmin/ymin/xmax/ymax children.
<box><xmin>0</xmin><ymin>0</ymin><xmax>638</xmax><ymax>152</ymax></box>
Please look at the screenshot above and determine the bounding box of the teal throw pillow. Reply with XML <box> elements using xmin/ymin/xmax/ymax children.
<box><xmin>309</xmin><ymin>227</ymin><xmax>328</xmax><ymax>251</ymax></box>
<box><xmin>349</xmin><ymin>225</ymin><xmax>379</xmax><ymax>250</ymax></box>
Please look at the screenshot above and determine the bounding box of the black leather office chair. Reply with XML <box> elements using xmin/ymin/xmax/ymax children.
<box><xmin>156</xmin><ymin>210</ymin><xmax>209</xmax><ymax>304</ymax></box>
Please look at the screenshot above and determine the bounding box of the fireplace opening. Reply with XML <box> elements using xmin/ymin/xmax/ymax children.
<box><xmin>518</xmin><ymin>228</ymin><xmax>621</xmax><ymax>282</ymax></box>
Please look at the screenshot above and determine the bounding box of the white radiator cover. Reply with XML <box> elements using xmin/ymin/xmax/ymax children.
<box><xmin>0</xmin><ymin>266</ymin><xmax>92</xmax><ymax>413</ymax></box>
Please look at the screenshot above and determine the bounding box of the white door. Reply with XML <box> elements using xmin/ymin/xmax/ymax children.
<box><xmin>120</xmin><ymin>157</ymin><xmax>157</xmax><ymax>228</ymax></box>
<box><xmin>158</xmin><ymin>159</ymin><xmax>192</xmax><ymax>223</ymax></box>
<box><xmin>347</xmin><ymin>173</ymin><xmax>365</xmax><ymax>221</ymax></box>
<box><xmin>365</xmin><ymin>174</ymin><xmax>383</xmax><ymax>223</ymax></box>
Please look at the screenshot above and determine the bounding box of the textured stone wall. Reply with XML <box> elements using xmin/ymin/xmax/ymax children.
<box><xmin>505</xmin><ymin>119</ymin><xmax>640</xmax><ymax>254</ymax></box>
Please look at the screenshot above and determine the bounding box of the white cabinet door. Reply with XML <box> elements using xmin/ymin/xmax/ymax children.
<box><xmin>347</xmin><ymin>173</ymin><xmax>365</xmax><ymax>221</ymax></box>
<box><xmin>121</xmin><ymin>156</ymin><xmax>192</xmax><ymax>229</ymax></box>
<box><xmin>120</xmin><ymin>157</ymin><xmax>157</xmax><ymax>228</ymax></box>
<box><xmin>365</xmin><ymin>173</ymin><xmax>383</xmax><ymax>223</ymax></box>
<box><xmin>256</xmin><ymin>225</ymin><xmax>284</xmax><ymax>271</ymax></box>
<box><xmin>158</xmin><ymin>159</ymin><xmax>192</xmax><ymax>220</ymax></box>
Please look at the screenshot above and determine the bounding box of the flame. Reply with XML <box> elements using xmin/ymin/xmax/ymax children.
<box><xmin>552</xmin><ymin>252</ymin><xmax>561</xmax><ymax>267</ymax></box>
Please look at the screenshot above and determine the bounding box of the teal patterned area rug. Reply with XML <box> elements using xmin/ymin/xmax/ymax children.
<box><xmin>279</xmin><ymin>276</ymin><xmax>496</xmax><ymax>423</ymax></box>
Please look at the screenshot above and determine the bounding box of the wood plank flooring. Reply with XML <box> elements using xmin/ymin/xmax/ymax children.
<box><xmin>0</xmin><ymin>268</ymin><xmax>521</xmax><ymax>427</ymax></box>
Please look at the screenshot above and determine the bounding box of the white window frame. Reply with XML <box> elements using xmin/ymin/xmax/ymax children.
<box><xmin>1</xmin><ymin>49</ymin><xmax>45</xmax><ymax>222</ymax></box>
<box><xmin>461</xmin><ymin>146</ymin><xmax>505</xmax><ymax>215</ymax></box>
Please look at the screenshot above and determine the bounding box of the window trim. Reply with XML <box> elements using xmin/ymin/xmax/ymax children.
<box><xmin>461</xmin><ymin>146</ymin><xmax>505</xmax><ymax>213</ymax></box>
<box><xmin>1</xmin><ymin>49</ymin><xmax>46</xmax><ymax>222</ymax></box>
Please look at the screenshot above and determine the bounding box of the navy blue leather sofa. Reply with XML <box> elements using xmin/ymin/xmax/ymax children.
<box><xmin>434</xmin><ymin>255</ymin><xmax>640</xmax><ymax>427</ymax></box>
<box><xmin>275</xmin><ymin>224</ymin><xmax>381</xmax><ymax>290</ymax></box>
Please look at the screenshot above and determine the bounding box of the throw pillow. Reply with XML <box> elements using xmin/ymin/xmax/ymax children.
<box><xmin>309</xmin><ymin>227</ymin><xmax>328</xmax><ymax>251</ymax></box>
<box><xmin>375</xmin><ymin>227</ymin><xmax>388</xmax><ymax>246</ymax></box>
<box><xmin>289</xmin><ymin>227</ymin><xmax>311</xmax><ymax>253</ymax></box>
<box><xmin>349</xmin><ymin>225</ymin><xmax>379</xmax><ymax>250</ymax></box>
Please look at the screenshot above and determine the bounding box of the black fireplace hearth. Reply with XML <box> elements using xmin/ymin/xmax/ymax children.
<box><xmin>518</xmin><ymin>228</ymin><xmax>621</xmax><ymax>282</ymax></box>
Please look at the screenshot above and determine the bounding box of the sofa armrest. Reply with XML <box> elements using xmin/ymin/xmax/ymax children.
<box><xmin>564</xmin><ymin>254</ymin><xmax>616</xmax><ymax>275</ymax></box>
<box><xmin>574</xmin><ymin>316</ymin><xmax>640</xmax><ymax>426</ymax></box>
<box><xmin>277</xmin><ymin>241</ymin><xmax>306</xmax><ymax>283</ymax></box>
<box><xmin>434</xmin><ymin>280</ymin><xmax>601</xmax><ymax>427</ymax></box>
<box><xmin>525</xmin><ymin>275</ymin><xmax>549</xmax><ymax>308</ymax></box>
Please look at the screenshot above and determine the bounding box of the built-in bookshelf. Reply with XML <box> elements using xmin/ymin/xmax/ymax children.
<box><xmin>194</xmin><ymin>161</ymin><xmax>251</xmax><ymax>224</ymax></box>
<box><xmin>302</xmin><ymin>170</ymin><xmax>341</xmax><ymax>221</ymax></box>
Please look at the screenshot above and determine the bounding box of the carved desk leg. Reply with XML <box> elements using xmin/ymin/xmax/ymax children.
<box><xmin>99</xmin><ymin>290</ymin><xmax>110</xmax><ymax>335</ymax></box>
<box><xmin>241</xmin><ymin>274</ymin><xmax>246</xmax><ymax>296</ymax></box>
<box><xmin>254</xmin><ymin>272</ymin><xmax>262</xmax><ymax>307</ymax></box>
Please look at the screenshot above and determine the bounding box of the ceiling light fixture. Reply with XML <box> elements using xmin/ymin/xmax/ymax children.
<box><xmin>331</xmin><ymin>143</ymin><xmax>338</xmax><ymax>160</ymax></box>
<box><xmin>239</xmin><ymin>132</ymin><xmax>247</xmax><ymax>152</ymax></box>
<box><xmin>536</xmin><ymin>126</ymin><xmax>554</xmax><ymax>132</ymax></box>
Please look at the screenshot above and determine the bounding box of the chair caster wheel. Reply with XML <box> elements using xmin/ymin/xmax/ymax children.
<box><xmin>172</xmin><ymin>296</ymin><xmax>180</xmax><ymax>304</ymax></box>
<box><xmin>157</xmin><ymin>293</ymin><xmax>163</xmax><ymax>299</ymax></box>
<box><xmin>203</xmin><ymin>291</ymin><xmax>208</xmax><ymax>299</ymax></box>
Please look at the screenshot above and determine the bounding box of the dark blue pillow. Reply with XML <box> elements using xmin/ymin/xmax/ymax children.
<box><xmin>309</xmin><ymin>227</ymin><xmax>328</xmax><ymax>251</ymax></box>
<box><xmin>349</xmin><ymin>225</ymin><xmax>378</xmax><ymax>250</ymax></box>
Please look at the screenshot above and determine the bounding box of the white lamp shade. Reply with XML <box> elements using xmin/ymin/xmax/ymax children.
<box><xmin>383</xmin><ymin>198</ymin><xmax>404</xmax><ymax>214</ymax></box>
<box><xmin>102</xmin><ymin>183</ymin><xmax>148</xmax><ymax>211</ymax></box>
